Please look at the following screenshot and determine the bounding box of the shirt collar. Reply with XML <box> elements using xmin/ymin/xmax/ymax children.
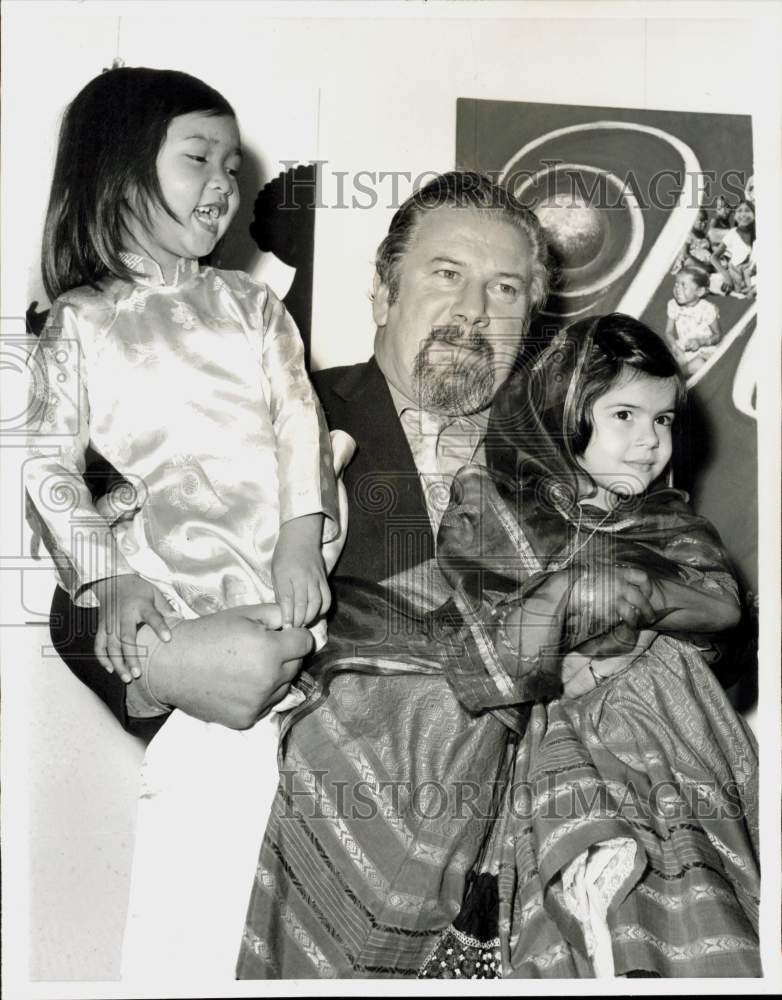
<box><xmin>118</xmin><ymin>252</ymin><xmax>199</xmax><ymax>288</ymax></box>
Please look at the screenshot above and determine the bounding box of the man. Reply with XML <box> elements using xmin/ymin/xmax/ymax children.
<box><xmin>311</xmin><ymin>170</ymin><xmax>549</xmax><ymax>581</ymax></box>
<box><xmin>48</xmin><ymin>171</ymin><xmax>551</xmax><ymax>733</ymax></box>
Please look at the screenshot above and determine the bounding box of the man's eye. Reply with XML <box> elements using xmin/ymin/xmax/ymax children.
<box><xmin>495</xmin><ymin>282</ymin><xmax>519</xmax><ymax>298</ymax></box>
<box><xmin>435</xmin><ymin>269</ymin><xmax>459</xmax><ymax>280</ymax></box>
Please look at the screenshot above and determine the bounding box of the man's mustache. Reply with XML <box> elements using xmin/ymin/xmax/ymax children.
<box><xmin>424</xmin><ymin>325</ymin><xmax>493</xmax><ymax>356</ymax></box>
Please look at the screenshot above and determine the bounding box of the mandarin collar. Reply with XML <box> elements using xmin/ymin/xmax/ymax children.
<box><xmin>118</xmin><ymin>252</ymin><xmax>199</xmax><ymax>288</ymax></box>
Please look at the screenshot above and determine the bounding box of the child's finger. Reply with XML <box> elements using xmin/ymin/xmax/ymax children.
<box><xmin>624</xmin><ymin>584</ymin><xmax>654</xmax><ymax>623</ymax></box>
<box><xmin>616</xmin><ymin>598</ymin><xmax>639</xmax><ymax>627</ymax></box>
<box><xmin>319</xmin><ymin>577</ymin><xmax>332</xmax><ymax>615</ymax></box>
<box><xmin>292</xmin><ymin>585</ymin><xmax>309</xmax><ymax>628</ymax></box>
<box><xmin>94</xmin><ymin>620</ymin><xmax>113</xmax><ymax>674</ymax></box>
<box><xmin>304</xmin><ymin>581</ymin><xmax>321</xmax><ymax>626</ymax></box>
<box><xmin>106</xmin><ymin>630</ymin><xmax>132</xmax><ymax>683</ymax></box>
<box><xmin>121</xmin><ymin>639</ymin><xmax>144</xmax><ymax>684</ymax></box>
<box><xmin>143</xmin><ymin>606</ymin><xmax>172</xmax><ymax>643</ymax></box>
<box><xmin>623</xmin><ymin>567</ymin><xmax>652</xmax><ymax>597</ymax></box>
<box><xmin>278</xmin><ymin>585</ymin><xmax>294</xmax><ymax>628</ymax></box>
<box><xmin>119</xmin><ymin>614</ymin><xmax>143</xmax><ymax>680</ymax></box>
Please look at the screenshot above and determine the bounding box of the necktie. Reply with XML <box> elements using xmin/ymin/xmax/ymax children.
<box><xmin>401</xmin><ymin>410</ymin><xmax>481</xmax><ymax>533</ymax></box>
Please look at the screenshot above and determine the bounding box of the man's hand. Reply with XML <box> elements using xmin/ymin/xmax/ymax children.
<box><xmin>272</xmin><ymin>514</ymin><xmax>331</xmax><ymax>627</ymax></box>
<box><xmin>89</xmin><ymin>574</ymin><xmax>172</xmax><ymax>683</ymax></box>
<box><xmin>146</xmin><ymin>603</ymin><xmax>314</xmax><ymax>730</ymax></box>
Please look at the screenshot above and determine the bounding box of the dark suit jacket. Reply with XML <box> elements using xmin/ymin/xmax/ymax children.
<box><xmin>312</xmin><ymin>357</ymin><xmax>434</xmax><ymax>582</ymax></box>
<box><xmin>49</xmin><ymin>355</ymin><xmax>433</xmax><ymax>732</ymax></box>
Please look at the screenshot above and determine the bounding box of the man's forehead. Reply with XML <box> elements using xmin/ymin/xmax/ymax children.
<box><xmin>408</xmin><ymin>205</ymin><xmax>531</xmax><ymax>265</ymax></box>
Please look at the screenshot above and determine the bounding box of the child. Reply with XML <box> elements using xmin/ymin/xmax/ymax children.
<box><xmin>710</xmin><ymin>199</ymin><xmax>756</xmax><ymax>296</ymax></box>
<box><xmin>664</xmin><ymin>266</ymin><xmax>722</xmax><ymax>376</ymax></box>
<box><xmin>707</xmin><ymin>194</ymin><xmax>734</xmax><ymax>247</ymax></box>
<box><xmin>671</xmin><ymin>208</ymin><xmax>712</xmax><ymax>273</ymax></box>
<box><xmin>238</xmin><ymin>315</ymin><xmax>759</xmax><ymax>979</ymax></box>
<box><xmin>25</xmin><ymin>67</ymin><xmax>346</xmax><ymax>978</ymax></box>
<box><xmin>27</xmin><ymin>67</ymin><xmax>340</xmax><ymax>669</ymax></box>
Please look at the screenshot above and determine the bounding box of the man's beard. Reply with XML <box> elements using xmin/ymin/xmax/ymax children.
<box><xmin>410</xmin><ymin>326</ymin><xmax>496</xmax><ymax>415</ymax></box>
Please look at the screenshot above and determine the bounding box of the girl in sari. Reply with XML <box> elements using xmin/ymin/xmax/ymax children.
<box><xmin>237</xmin><ymin>313</ymin><xmax>759</xmax><ymax>979</ymax></box>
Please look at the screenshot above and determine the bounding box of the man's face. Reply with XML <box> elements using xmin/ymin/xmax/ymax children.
<box><xmin>373</xmin><ymin>206</ymin><xmax>535</xmax><ymax>415</ymax></box>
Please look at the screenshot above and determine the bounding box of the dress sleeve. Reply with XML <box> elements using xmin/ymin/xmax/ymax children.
<box><xmin>25</xmin><ymin>298</ymin><xmax>135</xmax><ymax>607</ymax></box>
<box><xmin>666</xmin><ymin>298</ymin><xmax>678</xmax><ymax>320</ymax></box>
<box><xmin>256</xmin><ymin>284</ymin><xmax>339</xmax><ymax>541</ymax></box>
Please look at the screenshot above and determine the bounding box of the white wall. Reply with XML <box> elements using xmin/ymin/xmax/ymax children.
<box><xmin>2</xmin><ymin>0</ymin><xmax>780</xmax><ymax>991</ymax></box>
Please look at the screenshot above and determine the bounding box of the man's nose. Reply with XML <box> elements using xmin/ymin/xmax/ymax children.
<box><xmin>451</xmin><ymin>281</ymin><xmax>489</xmax><ymax>328</ymax></box>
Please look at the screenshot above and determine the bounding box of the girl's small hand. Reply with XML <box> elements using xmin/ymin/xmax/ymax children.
<box><xmin>90</xmin><ymin>574</ymin><xmax>173</xmax><ymax>683</ymax></box>
<box><xmin>571</xmin><ymin>565</ymin><xmax>655</xmax><ymax>639</ymax></box>
<box><xmin>272</xmin><ymin>515</ymin><xmax>331</xmax><ymax>628</ymax></box>
<box><xmin>272</xmin><ymin>552</ymin><xmax>331</xmax><ymax>628</ymax></box>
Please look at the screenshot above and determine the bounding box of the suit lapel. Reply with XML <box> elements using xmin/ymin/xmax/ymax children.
<box><xmin>338</xmin><ymin>357</ymin><xmax>433</xmax><ymax>539</ymax></box>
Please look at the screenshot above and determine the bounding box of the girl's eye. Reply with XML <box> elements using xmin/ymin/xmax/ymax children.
<box><xmin>186</xmin><ymin>155</ymin><xmax>207</xmax><ymax>164</ymax></box>
<box><xmin>655</xmin><ymin>414</ymin><xmax>674</xmax><ymax>427</ymax></box>
<box><xmin>614</xmin><ymin>410</ymin><xmax>632</xmax><ymax>421</ymax></box>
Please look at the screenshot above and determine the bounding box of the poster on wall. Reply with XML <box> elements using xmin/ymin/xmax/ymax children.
<box><xmin>456</xmin><ymin>97</ymin><xmax>758</xmax><ymax>694</ymax></box>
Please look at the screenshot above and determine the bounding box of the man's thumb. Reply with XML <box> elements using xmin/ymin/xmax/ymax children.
<box><xmin>278</xmin><ymin>627</ymin><xmax>315</xmax><ymax>661</ymax></box>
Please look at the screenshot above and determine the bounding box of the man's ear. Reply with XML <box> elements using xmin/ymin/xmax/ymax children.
<box><xmin>372</xmin><ymin>272</ymin><xmax>391</xmax><ymax>326</ymax></box>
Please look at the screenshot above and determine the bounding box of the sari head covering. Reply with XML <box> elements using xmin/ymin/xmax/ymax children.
<box><xmin>434</xmin><ymin>314</ymin><xmax>739</xmax><ymax>708</ymax></box>
<box><xmin>485</xmin><ymin>312</ymin><xmax>686</xmax><ymax>521</ymax></box>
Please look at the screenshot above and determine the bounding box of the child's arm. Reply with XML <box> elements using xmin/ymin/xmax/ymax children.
<box><xmin>271</xmin><ymin>513</ymin><xmax>330</xmax><ymax>629</ymax></box>
<box><xmin>709</xmin><ymin>240</ymin><xmax>734</xmax><ymax>291</ymax></box>
<box><xmin>255</xmin><ymin>284</ymin><xmax>339</xmax><ymax>626</ymax></box>
<box><xmin>683</xmin><ymin>304</ymin><xmax>722</xmax><ymax>352</ymax></box>
<box><xmin>706</xmin><ymin>313</ymin><xmax>723</xmax><ymax>346</ymax></box>
<box><xmin>89</xmin><ymin>574</ymin><xmax>173</xmax><ymax>682</ymax></box>
<box><xmin>643</xmin><ymin>572</ymin><xmax>740</xmax><ymax>631</ymax></box>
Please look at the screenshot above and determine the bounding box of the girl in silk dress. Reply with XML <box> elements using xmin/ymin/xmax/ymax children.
<box><xmin>25</xmin><ymin>67</ymin><xmax>345</xmax><ymax>978</ymax></box>
<box><xmin>238</xmin><ymin>314</ymin><xmax>759</xmax><ymax>979</ymax></box>
<box><xmin>27</xmin><ymin>66</ymin><xmax>340</xmax><ymax>652</ymax></box>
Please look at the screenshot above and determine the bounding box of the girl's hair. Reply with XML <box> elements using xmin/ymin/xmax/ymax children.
<box><xmin>42</xmin><ymin>67</ymin><xmax>235</xmax><ymax>300</ymax></box>
<box><xmin>566</xmin><ymin>313</ymin><xmax>686</xmax><ymax>456</ymax></box>
<box><xmin>676</xmin><ymin>265</ymin><xmax>710</xmax><ymax>290</ymax></box>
